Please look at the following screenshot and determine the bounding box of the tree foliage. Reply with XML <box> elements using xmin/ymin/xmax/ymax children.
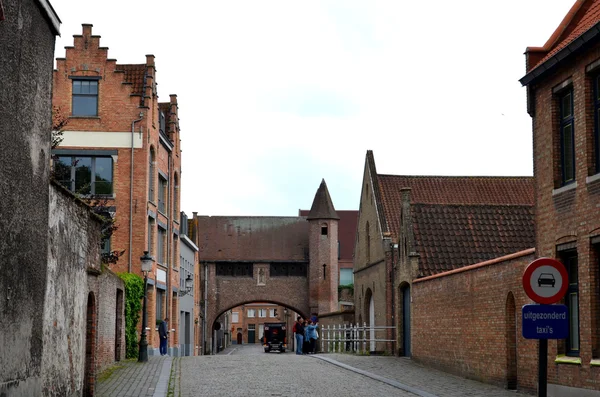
<box><xmin>118</xmin><ymin>272</ymin><xmax>144</xmax><ymax>359</ymax></box>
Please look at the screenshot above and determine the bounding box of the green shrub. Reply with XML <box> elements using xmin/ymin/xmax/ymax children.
<box><xmin>118</xmin><ymin>272</ymin><xmax>144</xmax><ymax>358</ymax></box>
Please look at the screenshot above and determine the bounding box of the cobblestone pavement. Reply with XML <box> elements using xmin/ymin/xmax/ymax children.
<box><xmin>96</xmin><ymin>355</ymin><xmax>172</xmax><ymax>397</ymax></box>
<box><xmin>322</xmin><ymin>354</ymin><xmax>532</xmax><ymax>397</ymax></box>
<box><xmin>178</xmin><ymin>344</ymin><xmax>412</xmax><ymax>396</ymax></box>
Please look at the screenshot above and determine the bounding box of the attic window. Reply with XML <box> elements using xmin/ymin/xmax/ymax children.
<box><xmin>321</xmin><ymin>225</ymin><xmax>328</xmax><ymax>235</ymax></box>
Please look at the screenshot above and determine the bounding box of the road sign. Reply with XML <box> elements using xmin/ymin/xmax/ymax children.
<box><xmin>522</xmin><ymin>257</ymin><xmax>568</xmax><ymax>304</ymax></box>
<box><xmin>522</xmin><ymin>304</ymin><xmax>569</xmax><ymax>339</ymax></box>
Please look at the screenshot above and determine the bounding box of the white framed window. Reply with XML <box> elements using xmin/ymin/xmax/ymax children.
<box><xmin>232</xmin><ymin>312</ymin><xmax>239</xmax><ymax>323</ymax></box>
<box><xmin>247</xmin><ymin>309</ymin><xmax>255</xmax><ymax>318</ymax></box>
<box><xmin>269</xmin><ymin>309</ymin><xmax>275</xmax><ymax>317</ymax></box>
<box><xmin>258</xmin><ymin>309</ymin><xmax>266</xmax><ymax>318</ymax></box>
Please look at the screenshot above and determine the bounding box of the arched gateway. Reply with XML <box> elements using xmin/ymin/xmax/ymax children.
<box><xmin>196</xmin><ymin>180</ymin><xmax>341</xmax><ymax>351</ymax></box>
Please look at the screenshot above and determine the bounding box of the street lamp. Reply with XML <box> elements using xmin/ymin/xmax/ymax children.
<box><xmin>178</xmin><ymin>274</ymin><xmax>193</xmax><ymax>297</ymax></box>
<box><xmin>138</xmin><ymin>251</ymin><xmax>153</xmax><ymax>362</ymax></box>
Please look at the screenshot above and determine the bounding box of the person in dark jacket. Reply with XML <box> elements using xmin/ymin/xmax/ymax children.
<box><xmin>293</xmin><ymin>316</ymin><xmax>304</xmax><ymax>355</ymax></box>
<box><xmin>159</xmin><ymin>317</ymin><xmax>169</xmax><ymax>356</ymax></box>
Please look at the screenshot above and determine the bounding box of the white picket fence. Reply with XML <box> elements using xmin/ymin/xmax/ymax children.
<box><xmin>320</xmin><ymin>323</ymin><xmax>395</xmax><ymax>354</ymax></box>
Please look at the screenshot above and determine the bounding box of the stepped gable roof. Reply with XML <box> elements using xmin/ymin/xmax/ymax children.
<box><xmin>116</xmin><ymin>64</ymin><xmax>145</xmax><ymax>95</ymax></box>
<box><xmin>196</xmin><ymin>216</ymin><xmax>309</xmax><ymax>262</ymax></box>
<box><xmin>526</xmin><ymin>0</ymin><xmax>600</xmax><ymax>73</ymax></box>
<box><xmin>307</xmin><ymin>179</ymin><xmax>340</xmax><ymax>220</ymax></box>
<box><xmin>378</xmin><ymin>175</ymin><xmax>534</xmax><ymax>242</ymax></box>
<box><xmin>412</xmin><ymin>204</ymin><xmax>535</xmax><ymax>277</ymax></box>
<box><xmin>300</xmin><ymin>210</ymin><xmax>357</xmax><ymax>260</ymax></box>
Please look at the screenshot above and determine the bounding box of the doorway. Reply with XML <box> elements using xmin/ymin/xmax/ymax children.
<box><xmin>237</xmin><ymin>331</ymin><xmax>242</xmax><ymax>344</ymax></box>
<box><xmin>115</xmin><ymin>289</ymin><xmax>123</xmax><ymax>361</ymax></box>
<box><xmin>506</xmin><ymin>292</ymin><xmax>517</xmax><ymax>389</ymax></box>
<box><xmin>402</xmin><ymin>285</ymin><xmax>411</xmax><ymax>357</ymax></box>
<box><xmin>248</xmin><ymin>324</ymin><xmax>256</xmax><ymax>343</ymax></box>
<box><xmin>84</xmin><ymin>292</ymin><xmax>96</xmax><ymax>397</ymax></box>
<box><xmin>368</xmin><ymin>293</ymin><xmax>375</xmax><ymax>352</ymax></box>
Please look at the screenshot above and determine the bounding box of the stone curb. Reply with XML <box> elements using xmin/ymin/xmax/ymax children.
<box><xmin>312</xmin><ymin>355</ymin><xmax>439</xmax><ymax>397</ymax></box>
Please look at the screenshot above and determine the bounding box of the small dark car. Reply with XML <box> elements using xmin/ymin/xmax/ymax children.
<box><xmin>538</xmin><ymin>273</ymin><xmax>555</xmax><ymax>288</ymax></box>
<box><xmin>263</xmin><ymin>322</ymin><xmax>287</xmax><ymax>353</ymax></box>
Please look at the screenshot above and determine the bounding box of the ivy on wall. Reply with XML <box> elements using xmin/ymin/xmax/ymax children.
<box><xmin>118</xmin><ymin>272</ymin><xmax>144</xmax><ymax>359</ymax></box>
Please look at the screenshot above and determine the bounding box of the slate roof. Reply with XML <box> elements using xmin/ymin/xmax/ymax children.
<box><xmin>196</xmin><ymin>216</ymin><xmax>309</xmax><ymax>262</ymax></box>
<box><xmin>307</xmin><ymin>179</ymin><xmax>339</xmax><ymax>220</ymax></box>
<box><xmin>116</xmin><ymin>64</ymin><xmax>145</xmax><ymax>95</ymax></box>
<box><xmin>299</xmin><ymin>209</ymin><xmax>358</xmax><ymax>261</ymax></box>
<box><xmin>528</xmin><ymin>0</ymin><xmax>600</xmax><ymax>71</ymax></box>
<box><xmin>378</xmin><ymin>174</ymin><xmax>534</xmax><ymax>241</ymax></box>
<box><xmin>412</xmin><ymin>204</ymin><xmax>535</xmax><ymax>277</ymax></box>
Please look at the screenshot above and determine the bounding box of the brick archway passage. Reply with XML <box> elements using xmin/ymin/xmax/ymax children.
<box><xmin>205</xmin><ymin>262</ymin><xmax>310</xmax><ymax>333</ymax></box>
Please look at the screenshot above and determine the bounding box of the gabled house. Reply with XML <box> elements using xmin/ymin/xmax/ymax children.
<box><xmin>353</xmin><ymin>150</ymin><xmax>535</xmax><ymax>355</ymax></box>
<box><xmin>521</xmin><ymin>0</ymin><xmax>600</xmax><ymax>394</ymax></box>
<box><xmin>52</xmin><ymin>24</ymin><xmax>183</xmax><ymax>356</ymax></box>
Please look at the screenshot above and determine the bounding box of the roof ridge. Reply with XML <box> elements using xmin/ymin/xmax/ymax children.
<box><xmin>377</xmin><ymin>174</ymin><xmax>533</xmax><ymax>179</ymax></box>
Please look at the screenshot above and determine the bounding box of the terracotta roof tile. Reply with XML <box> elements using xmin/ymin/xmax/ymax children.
<box><xmin>196</xmin><ymin>216</ymin><xmax>309</xmax><ymax>262</ymax></box>
<box><xmin>412</xmin><ymin>204</ymin><xmax>535</xmax><ymax>277</ymax></box>
<box><xmin>530</xmin><ymin>0</ymin><xmax>600</xmax><ymax>71</ymax></box>
<box><xmin>116</xmin><ymin>64</ymin><xmax>146</xmax><ymax>95</ymax></box>
<box><xmin>378</xmin><ymin>175</ymin><xmax>534</xmax><ymax>241</ymax></box>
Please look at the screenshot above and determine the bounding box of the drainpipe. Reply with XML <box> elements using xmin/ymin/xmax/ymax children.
<box><xmin>166</xmin><ymin>148</ymin><xmax>172</xmax><ymax>351</ymax></box>
<box><xmin>204</xmin><ymin>262</ymin><xmax>208</xmax><ymax>355</ymax></box>
<box><xmin>391</xmin><ymin>243</ymin><xmax>398</xmax><ymax>355</ymax></box>
<box><xmin>129</xmin><ymin>113</ymin><xmax>144</xmax><ymax>273</ymax></box>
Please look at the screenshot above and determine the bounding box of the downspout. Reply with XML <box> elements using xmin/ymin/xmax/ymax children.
<box><xmin>129</xmin><ymin>113</ymin><xmax>144</xmax><ymax>273</ymax></box>
<box><xmin>166</xmin><ymin>147</ymin><xmax>172</xmax><ymax>348</ymax></box>
<box><xmin>204</xmin><ymin>262</ymin><xmax>208</xmax><ymax>355</ymax></box>
<box><xmin>391</xmin><ymin>243</ymin><xmax>397</xmax><ymax>355</ymax></box>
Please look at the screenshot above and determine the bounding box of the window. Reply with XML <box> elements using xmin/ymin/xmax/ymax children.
<box><xmin>247</xmin><ymin>309</ymin><xmax>255</xmax><ymax>318</ymax></box>
<box><xmin>216</xmin><ymin>263</ymin><xmax>253</xmax><ymax>277</ymax></box>
<box><xmin>232</xmin><ymin>312</ymin><xmax>239</xmax><ymax>323</ymax></box>
<box><xmin>158</xmin><ymin>175</ymin><xmax>167</xmax><ymax>213</ymax></box>
<box><xmin>54</xmin><ymin>156</ymin><xmax>113</xmax><ymax>195</ymax></box>
<box><xmin>72</xmin><ymin>79</ymin><xmax>98</xmax><ymax>116</ymax></box>
<box><xmin>258</xmin><ymin>309</ymin><xmax>266</xmax><ymax>318</ymax></box>
<box><xmin>561</xmin><ymin>251</ymin><xmax>579</xmax><ymax>356</ymax></box>
<box><xmin>268</xmin><ymin>309</ymin><xmax>275</xmax><ymax>317</ymax></box>
<box><xmin>340</xmin><ymin>268</ymin><xmax>354</xmax><ymax>286</ymax></box>
<box><xmin>366</xmin><ymin>221</ymin><xmax>371</xmax><ymax>262</ymax></box>
<box><xmin>149</xmin><ymin>148</ymin><xmax>155</xmax><ymax>202</ymax></box>
<box><xmin>157</xmin><ymin>227</ymin><xmax>166</xmax><ymax>265</ymax></box>
<box><xmin>148</xmin><ymin>218</ymin><xmax>155</xmax><ymax>255</ymax></box>
<box><xmin>269</xmin><ymin>263</ymin><xmax>307</xmax><ymax>277</ymax></box>
<box><xmin>156</xmin><ymin>289</ymin><xmax>164</xmax><ymax>321</ymax></box>
<box><xmin>321</xmin><ymin>225</ymin><xmax>328</xmax><ymax>235</ymax></box>
<box><xmin>559</xmin><ymin>89</ymin><xmax>575</xmax><ymax>185</ymax></box>
<box><xmin>173</xmin><ymin>174</ymin><xmax>179</xmax><ymax>219</ymax></box>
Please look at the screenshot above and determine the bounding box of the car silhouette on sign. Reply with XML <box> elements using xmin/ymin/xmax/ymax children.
<box><xmin>538</xmin><ymin>273</ymin><xmax>555</xmax><ymax>288</ymax></box>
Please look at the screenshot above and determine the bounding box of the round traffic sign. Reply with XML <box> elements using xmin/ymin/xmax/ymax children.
<box><xmin>522</xmin><ymin>257</ymin><xmax>568</xmax><ymax>304</ymax></box>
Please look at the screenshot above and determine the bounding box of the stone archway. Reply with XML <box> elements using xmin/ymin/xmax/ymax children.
<box><xmin>84</xmin><ymin>292</ymin><xmax>97</xmax><ymax>397</ymax></box>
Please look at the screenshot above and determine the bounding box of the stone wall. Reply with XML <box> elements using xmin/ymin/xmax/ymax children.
<box><xmin>0</xmin><ymin>0</ymin><xmax>58</xmax><ymax>395</ymax></box>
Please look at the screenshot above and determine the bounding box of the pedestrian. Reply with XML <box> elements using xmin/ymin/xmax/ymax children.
<box><xmin>159</xmin><ymin>317</ymin><xmax>169</xmax><ymax>356</ymax></box>
<box><xmin>293</xmin><ymin>316</ymin><xmax>304</xmax><ymax>355</ymax></box>
<box><xmin>306</xmin><ymin>320</ymin><xmax>319</xmax><ymax>354</ymax></box>
<box><xmin>302</xmin><ymin>319</ymin><xmax>311</xmax><ymax>354</ymax></box>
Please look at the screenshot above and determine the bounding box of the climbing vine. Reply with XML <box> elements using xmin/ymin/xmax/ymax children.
<box><xmin>118</xmin><ymin>272</ymin><xmax>144</xmax><ymax>359</ymax></box>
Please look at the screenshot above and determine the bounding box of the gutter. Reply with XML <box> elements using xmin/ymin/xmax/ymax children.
<box><xmin>520</xmin><ymin>21</ymin><xmax>600</xmax><ymax>87</ymax></box>
<box><xmin>128</xmin><ymin>113</ymin><xmax>144</xmax><ymax>273</ymax></box>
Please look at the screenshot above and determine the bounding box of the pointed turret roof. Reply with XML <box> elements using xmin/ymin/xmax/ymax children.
<box><xmin>307</xmin><ymin>179</ymin><xmax>340</xmax><ymax>220</ymax></box>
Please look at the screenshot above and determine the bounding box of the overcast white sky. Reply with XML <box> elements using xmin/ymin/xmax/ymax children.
<box><xmin>51</xmin><ymin>0</ymin><xmax>575</xmax><ymax>216</ymax></box>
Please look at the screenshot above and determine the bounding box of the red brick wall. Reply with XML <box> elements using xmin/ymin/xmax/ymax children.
<box><xmin>530</xmin><ymin>36</ymin><xmax>600</xmax><ymax>391</ymax></box>
<box><xmin>412</xmin><ymin>251</ymin><xmax>538</xmax><ymax>392</ymax></box>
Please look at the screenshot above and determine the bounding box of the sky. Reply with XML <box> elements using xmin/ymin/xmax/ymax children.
<box><xmin>50</xmin><ymin>0</ymin><xmax>576</xmax><ymax>216</ymax></box>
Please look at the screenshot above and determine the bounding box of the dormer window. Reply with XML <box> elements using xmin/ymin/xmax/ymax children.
<box><xmin>159</xmin><ymin>110</ymin><xmax>166</xmax><ymax>135</ymax></box>
<box><xmin>321</xmin><ymin>224</ymin><xmax>328</xmax><ymax>235</ymax></box>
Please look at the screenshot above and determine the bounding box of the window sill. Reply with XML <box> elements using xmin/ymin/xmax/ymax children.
<box><xmin>555</xmin><ymin>355</ymin><xmax>581</xmax><ymax>365</ymax></box>
<box><xmin>552</xmin><ymin>182</ymin><xmax>577</xmax><ymax>196</ymax></box>
<box><xmin>586</xmin><ymin>173</ymin><xmax>600</xmax><ymax>185</ymax></box>
<box><xmin>69</xmin><ymin>115</ymin><xmax>100</xmax><ymax>119</ymax></box>
<box><xmin>590</xmin><ymin>359</ymin><xmax>600</xmax><ymax>367</ymax></box>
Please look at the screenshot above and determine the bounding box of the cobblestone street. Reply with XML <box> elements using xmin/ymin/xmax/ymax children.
<box><xmin>166</xmin><ymin>345</ymin><xmax>534</xmax><ymax>397</ymax></box>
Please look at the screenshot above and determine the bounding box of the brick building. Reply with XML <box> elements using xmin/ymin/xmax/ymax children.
<box><xmin>353</xmin><ymin>150</ymin><xmax>535</xmax><ymax>354</ymax></box>
<box><xmin>52</xmin><ymin>24</ymin><xmax>183</xmax><ymax>356</ymax></box>
<box><xmin>520</xmin><ymin>0</ymin><xmax>600</xmax><ymax>394</ymax></box>
<box><xmin>231</xmin><ymin>303</ymin><xmax>289</xmax><ymax>345</ymax></box>
<box><xmin>195</xmin><ymin>179</ymin><xmax>347</xmax><ymax>353</ymax></box>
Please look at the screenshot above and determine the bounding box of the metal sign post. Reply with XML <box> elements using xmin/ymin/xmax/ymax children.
<box><xmin>522</xmin><ymin>258</ymin><xmax>569</xmax><ymax>397</ymax></box>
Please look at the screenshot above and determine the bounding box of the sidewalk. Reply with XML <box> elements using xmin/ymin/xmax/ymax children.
<box><xmin>316</xmin><ymin>354</ymin><xmax>532</xmax><ymax>397</ymax></box>
<box><xmin>96</xmin><ymin>355</ymin><xmax>173</xmax><ymax>397</ymax></box>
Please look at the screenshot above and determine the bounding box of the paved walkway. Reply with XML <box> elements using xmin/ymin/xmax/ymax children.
<box><xmin>96</xmin><ymin>356</ymin><xmax>172</xmax><ymax>397</ymax></box>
